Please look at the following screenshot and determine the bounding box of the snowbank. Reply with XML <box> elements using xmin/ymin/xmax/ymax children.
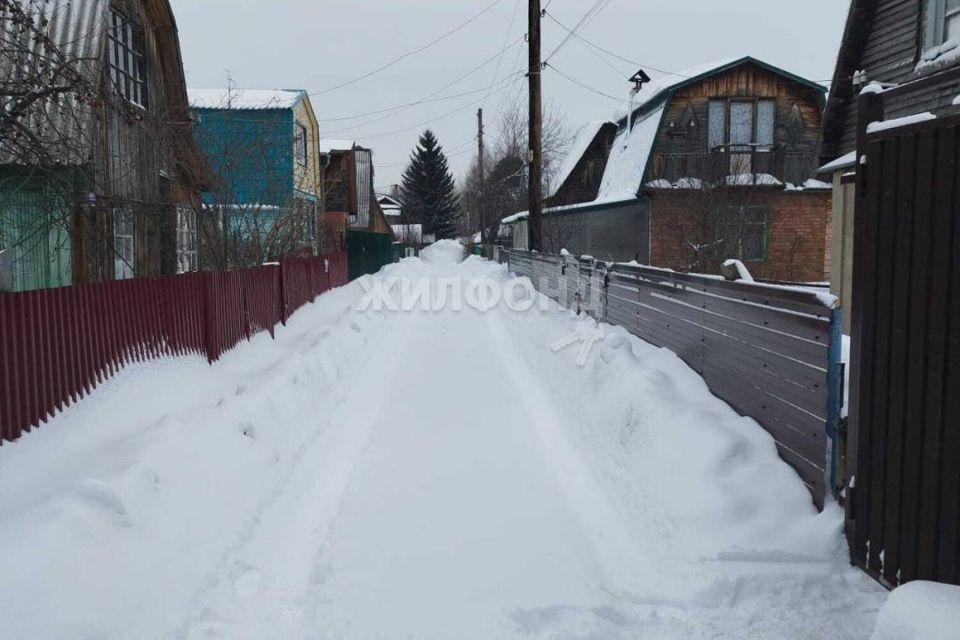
<box><xmin>870</xmin><ymin>582</ymin><xmax>960</xmax><ymax>640</ymax></box>
<box><xmin>419</xmin><ymin>239</ymin><xmax>466</xmax><ymax>264</ymax></box>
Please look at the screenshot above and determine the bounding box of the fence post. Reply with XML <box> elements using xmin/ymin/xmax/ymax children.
<box><xmin>202</xmin><ymin>272</ymin><xmax>216</xmax><ymax>363</ymax></box>
<box><xmin>826</xmin><ymin>306</ymin><xmax>845</xmax><ymax>499</ymax></box>
<box><xmin>279</xmin><ymin>260</ymin><xmax>288</xmax><ymax>325</ymax></box>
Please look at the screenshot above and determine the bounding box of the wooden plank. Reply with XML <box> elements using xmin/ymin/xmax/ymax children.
<box><xmin>881</xmin><ymin>130</ymin><xmax>917</xmax><ymax>585</ymax></box>
<box><xmin>917</xmin><ymin>124</ymin><xmax>955</xmax><ymax>580</ymax></box>
<box><xmin>867</xmin><ymin>135</ymin><xmax>900</xmax><ymax>575</ymax></box>
<box><xmin>937</xmin><ymin>124</ymin><xmax>960</xmax><ymax>585</ymax></box>
<box><xmin>898</xmin><ymin>128</ymin><xmax>937</xmax><ymax>584</ymax></box>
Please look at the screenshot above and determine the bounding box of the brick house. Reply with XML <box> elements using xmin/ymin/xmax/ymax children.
<box><xmin>504</xmin><ymin>57</ymin><xmax>833</xmax><ymax>283</ymax></box>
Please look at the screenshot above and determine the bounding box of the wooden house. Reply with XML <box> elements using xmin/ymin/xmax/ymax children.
<box><xmin>506</xmin><ymin>57</ymin><xmax>832</xmax><ymax>283</ymax></box>
<box><xmin>0</xmin><ymin>0</ymin><xmax>207</xmax><ymax>292</ymax></box>
<box><xmin>189</xmin><ymin>88</ymin><xmax>323</xmax><ymax>267</ymax></box>
<box><xmin>818</xmin><ymin>0</ymin><xmax>960</xmax><ymax>328</ymax></box>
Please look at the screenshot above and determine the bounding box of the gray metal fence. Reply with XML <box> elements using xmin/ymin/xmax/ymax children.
<box><xmin>500</xmin><ymin>249</ymin><xmax>845</xmax><ymax>509</ymax></box>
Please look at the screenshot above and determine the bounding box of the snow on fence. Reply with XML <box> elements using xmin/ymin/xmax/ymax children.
<box><xmin>501</xmin><ymin>249</ymin><xmax>844</xmax><ymax>509</ymax></box>
<box><xmin>0</xmin><ymin>251</ymin><xmax>348</xmax><ymax>445</ymax></box>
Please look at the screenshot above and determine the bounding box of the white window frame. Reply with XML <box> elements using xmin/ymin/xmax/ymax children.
<box><xmin>113</xmin><ymin>208</ymin><xmax>135</xmax><ymax>280</ymax></box>
<box><xmin>294</xmin><ymin>123</ymin><xmax>308</xmax><ymax>166</ymax></box>
<box><xmin>176</xmin><ymin>208</ymin><xmax>198</xmax><ymax>274</ymax></box>
<box><xmin>707</xmin><ymin>99</ymin><xmax>776</xmax><ymax>151</ymax></box>
<box><xmin>107</xmin><ymin>10</ymin><xmax>148</xmax><ymax>108</ymax></box>
<box><xmin>924</xmin><ymin>0</ymin><xmax>960</xmax><ymax>51</ymax></box>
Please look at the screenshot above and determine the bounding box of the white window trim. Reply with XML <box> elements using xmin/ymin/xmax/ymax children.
<box><xmin>176</xmin><ymin>208</ymin><xmax>198</xmax><ymax>274</ymax></box>
<box><xmin>113</xmin><ymin>208</ymin><xmax>135</xmax><ymax>280</ymax></box>
<box><xmin>107</xmin><ymin>10</ymin><xmax>148</xmax><ymax>109</ymax></box>
<box><xmin>294</xmin><ymin>123</ymin><xmax>308</xmax><ymax>166</ymax></box>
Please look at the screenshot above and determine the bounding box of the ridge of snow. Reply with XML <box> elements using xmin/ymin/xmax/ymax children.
<box><xmin>818</xmin><ymin>151</ymin><xmax>857</xmax><ymax>174</ymax></box>
<box><xmin>870</xmin><ymin>582</ymin><xmax>960</xmax><ymax>640</ymax></box>
<box><xmin>867</xmin><ymin>112</ymin><xmax>937</xmax><ymax>134</ymax></box>
<box><xmin>189</xmin><ymin>88</ymin><xmax>303</xmax><ymax>110</ymax></box>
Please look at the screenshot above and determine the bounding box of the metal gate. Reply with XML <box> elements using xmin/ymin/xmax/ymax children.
<box><xmin>848</xmin><ymin>106</ymin><xmax>960</xmax><ymax>588</ymax></box>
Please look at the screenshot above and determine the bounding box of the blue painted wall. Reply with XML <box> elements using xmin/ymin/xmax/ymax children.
<box><xmin>191</xmin><ymin>108</ymin><xmax>294</xmax><ymax>206</ymax></box>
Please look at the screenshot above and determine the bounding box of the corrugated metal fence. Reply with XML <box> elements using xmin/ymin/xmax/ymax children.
<box><xmin>0</xmin><ymin>251</ymin><xmax>349</xmax><ymax>445</ymax></box>
<box><xmin>847</xmin><ymin>99</ymin><xmax>960</xmax><ymax>588</ymax></box>
<box><xmin>500</xmin><ymin>248</ymin><xmax>844</xmax><ymax>509</ymax></box>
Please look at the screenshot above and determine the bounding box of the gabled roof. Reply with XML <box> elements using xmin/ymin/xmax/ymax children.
<box><xmin>189</xmin><ymin>89</ymin><xmax>306</xmax><ymax>110</ymax></box>
<box><xmin>819</xmin><ymin>0</ymin><xmax>876</xmax><ymax>162</ymax></box>
<box><xmin>624</xmin><ymin>56</ymin><xmax>828</xmax><ymax>125</ymax></box>
<box><xmin>575</xmin><ymin>57</ymin><xmax>825</xmax><ymax>206</ymax></box>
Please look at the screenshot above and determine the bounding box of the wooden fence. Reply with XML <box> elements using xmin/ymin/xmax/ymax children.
<box><xmin>0</xmin><ymin>251</ymin><xmax>348</xmax><ymax>445</ymax></box>
<box><xmin>847</xmin><ymin>94</ymin><xmax>960</xmax><ymax>587</ymax></box>
<box><xmin>501</xmin><ymin>249</ymin><xmax>844</xmax><ymax>509</ymax></box>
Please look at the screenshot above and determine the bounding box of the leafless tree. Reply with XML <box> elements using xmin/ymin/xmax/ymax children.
<box><xmin>190</xmin><ymin>81</ymin><xmax>319</xmax><ymax>271</ymax></box>
<box><xmin>461</xmin><ymin>98</ymin><xmax>572</xmax><ymax>244</ymax></box>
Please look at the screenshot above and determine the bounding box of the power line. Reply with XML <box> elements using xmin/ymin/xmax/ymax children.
<box><xmin>321</xmin><ymin>37</ymin><xmax>524</xmax><ymax>135</ymax></box>
<box><xmin>544</xmin><ymin>10</ymin><xmax>687</xmax><ymax>78</ymax></box>
<box><xmin>352</xmin><ymin>74</ymin><xmax>524</xmax><ymax>141</ymax></box>
<box><xmin>309</xmin><ymin>0</ymin><xmax>506</xmax><ymax>97</ymax></box>
<box><xmin>483</xmin><ymin>0</ymin><xmax>523</xmax><ymax>110</ymax></box>
<box><xmin>543</xmin><ymin>0</ymin><xmax>614</xmax><ymax>64</ymax></box>
<box><xmin>545</xmin><ymin>62</ymin><xmax>629</xmax><ymax>104</ymax></box>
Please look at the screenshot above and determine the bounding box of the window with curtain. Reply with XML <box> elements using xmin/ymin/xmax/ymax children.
<box><xmin>707</xmin><ymin>100</ymin><xmax>776</xmax><ymax>149</ymax></box>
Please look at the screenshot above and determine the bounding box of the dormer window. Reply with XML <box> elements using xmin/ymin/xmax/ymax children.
<box><xmin>708</xmin><ymin>99</ymin><xmax>775</xmax><ymax>150</ymax></box>
<box><xmin>107</xmin><ymin>10</ymin><xmax>148</xmax><ymax>108</ymax></box>
<box><xmin>923</xmin><ymin>0</ymin><xmax>960</xmax><ymax>50</ymax></box>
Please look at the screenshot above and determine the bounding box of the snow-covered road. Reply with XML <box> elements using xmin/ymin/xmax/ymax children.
<box><xmin>0</xmin><ymin>242</ymin><xmax>886</xmax><ymax>639</ymax></box>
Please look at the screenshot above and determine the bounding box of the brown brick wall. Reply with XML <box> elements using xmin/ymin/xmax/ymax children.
<box><xmin>648</xmin><ymin>189</ymin><xmax>831</xmax><ymax>283</ymax></box>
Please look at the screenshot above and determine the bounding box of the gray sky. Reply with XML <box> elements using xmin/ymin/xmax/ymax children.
<box><xmin>170</xmin><ymin>0</ymin><xmax>850</xmax><ymax>189</ymax></box>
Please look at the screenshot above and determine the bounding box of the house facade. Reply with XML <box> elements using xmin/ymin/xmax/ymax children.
<box><xmin>0</xmin><ymin>0</ymin><xmax>207</xmax><ymax>292</ymax></box>
<box><xmin>506</xmin><ymin>57</ymin><xmax>832</xmax><ymax>283</ymax></box>
<box><xmin>818</xmin><ymin>0</ymin><xmax>960</xmax><ymax>327</ymax></box>
<box><xmin>188</xmin><ymin>88</ymin><xmax>322</xmax><ymax>268</ymax></box>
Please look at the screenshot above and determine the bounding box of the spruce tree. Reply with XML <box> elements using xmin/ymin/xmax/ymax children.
<box><xmin>400</xmin><ymin>130</ymin><xmax>460</xmax><ymax>240</ymax></box>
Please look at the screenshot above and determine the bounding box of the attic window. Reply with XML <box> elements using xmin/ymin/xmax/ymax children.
<box><xmin>107</xmin><ymin>10</ymin><xmax>148</xmax><ymax>108</ymax></box>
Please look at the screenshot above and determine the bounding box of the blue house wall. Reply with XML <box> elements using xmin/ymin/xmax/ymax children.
<box><xmin>191</xmin><ymin>108</ymin><xmax>294</xmax><ymax>206</ymax></box>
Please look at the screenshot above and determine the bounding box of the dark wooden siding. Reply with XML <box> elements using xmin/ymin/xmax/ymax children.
<box><xmin>547</xmin><ymin>123</ymin><xmax>617</xmax><ymax>208</ymax></box>
<box><xmin>848</xmin><ymin>108</ymin><xmax>960</xmax><ymax>588</ymax></box>
<box><xmin>824</xmin><ymin>0</ymin><xmax>960</xmax><ymax>162</ymax></box>
<box><xmin>650</xmin><ymin>63</ymin><xmax>824</xmax><ymax>186</ymax></box>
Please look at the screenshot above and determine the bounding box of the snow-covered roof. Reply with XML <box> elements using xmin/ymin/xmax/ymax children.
<box><xmin>549</xmin><ymin>121</ymin><xmax>614</xmax><ymax>198</ymax></box>
<box><xmin>189</xmin><ymin>89</ymin><xmax>304</xmax><ymax>110</ymax></box>
<box><xmin>596</xmin><ymin>106</ymin><xmax>666</xmax><ymax>201</ymax></box>
<box><xmin>320</xmin><ymin>139</ymin><xmax>357</xmax><ymax>154</ymax></box>
<box><xmin>500</xmin><ymin>195</ymin><xmax>639</xmax><ymax>225</ymax></box>
<box><xmin>817</xmin><ymin>151</ymin><xmax>857</xmax><ymax>174</ymax></box>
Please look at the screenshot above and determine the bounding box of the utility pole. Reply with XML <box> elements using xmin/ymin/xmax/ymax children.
<box><xmin>527</xmin><ymin>0</ymin><xmax>543</xmax><ymax>251</ymax></box>
<box><xmin>477</xmin><ymin>107</ymin><xmax>485</xmax><ymax>241</ymax></box>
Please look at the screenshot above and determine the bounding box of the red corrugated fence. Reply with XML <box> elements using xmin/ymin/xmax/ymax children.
<box><xmin>0</xmin><ymin>252</ymin><xmax>349</xmax><ymax>445</ymax></box>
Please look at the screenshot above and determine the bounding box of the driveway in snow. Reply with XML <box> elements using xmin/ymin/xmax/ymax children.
<box><xmin>0</xmin><ymin>242</ymin><xmax>886</xmax><ymax>639</ymax></box>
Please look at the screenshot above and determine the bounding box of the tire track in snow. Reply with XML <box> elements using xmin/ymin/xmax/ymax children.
<box><xmin>176</xmin><ymin>308</ymin><xmax>419</xmax><ymax>640</ymax></box>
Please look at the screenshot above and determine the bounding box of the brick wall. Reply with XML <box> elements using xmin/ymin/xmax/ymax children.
<box><xmin>648</xmin><ymin>189</ymin><xmax>832</xmax><ymax>283</ymax></box>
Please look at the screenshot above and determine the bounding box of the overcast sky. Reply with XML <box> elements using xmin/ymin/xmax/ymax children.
<box><xmin>170</xmin><ymin>0</ymin><xmax>850</xmax><ymax>189</ymax></box>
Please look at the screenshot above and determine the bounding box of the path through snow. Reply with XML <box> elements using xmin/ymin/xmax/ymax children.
<box><xmin>0</xmin><ymin>243</ymin><xmax>886</xmax><ymax>639</ymax></box>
